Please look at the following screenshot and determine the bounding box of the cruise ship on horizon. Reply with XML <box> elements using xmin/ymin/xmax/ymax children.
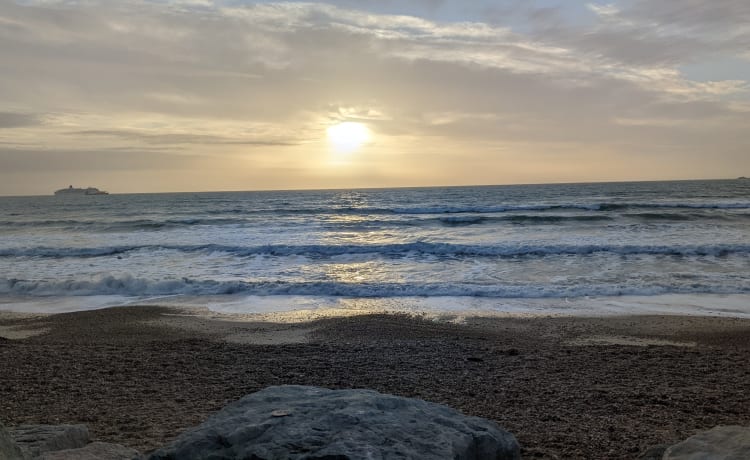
<box><xmin>54</xmin><ymin>185</ymin><xmax>109</xmax><ymax>196</ymax></box>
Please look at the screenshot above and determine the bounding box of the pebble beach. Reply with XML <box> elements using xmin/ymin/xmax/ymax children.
<box><xmin>2</xmin><ymin>306</ymin><xmax>749</xmax><ymax>459</ymax></box>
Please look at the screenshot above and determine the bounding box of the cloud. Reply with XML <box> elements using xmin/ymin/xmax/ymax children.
<box><xmin>0</xmin><ymin>0</ymin><xmax>748</xmax><ymax>194</ymax></box>
<box><xmin>623</xmin><ymin>0</ymin><xmax>750</xmax><ymax>36</ymax></box>
<box><xmin>0</xmin><ymin>147</ymin><xmax>193</xmax><ymax>172</ymax></box>
<box><xmin>3</xmin><ymin>1</ymin><xmax>744</xmax><ymax>111</ymax></box>
<box><xmin>571</xmin><ymin>0</ymin><xmax>750</xmax><ymax>65</ymax></box>
<box><xmin>70</xmin><ymin>129</ymin><xmax>298</xmax><ymax>146</ymax></box>
<box><xmin>0</xmin><ymin>111</ymin><xmax>42</xmax><ymax>128</ymax></box>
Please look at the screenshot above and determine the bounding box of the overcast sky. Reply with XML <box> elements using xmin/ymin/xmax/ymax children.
<box><xmin>1</xmin><ymin>0</ymin><xmax>749</xmax><ymax>195</ymax></box>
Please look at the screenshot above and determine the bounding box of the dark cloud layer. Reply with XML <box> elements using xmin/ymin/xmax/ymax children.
<box><xmin>71</xmin><ymin>130</ymin><xmax>297</xmax><ymax>146</ymax></box>
<box><xmin>0</xmin><ymin>112</ymin><xmax>42</xmax><ymax>128</ymax></box>
<box><xmin>0</xmin><ymin>147</ymin><xmax>190</xmax><ymax>172</ymax></box>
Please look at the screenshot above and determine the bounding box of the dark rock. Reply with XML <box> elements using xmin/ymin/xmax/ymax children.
<box><xmin>1</xmin><ymin>422</ymin><xmax>28</xmax><ymax>460</ymax></box>
<box><xmin>638</xmin><ymin>444</ymin><xmax>668</xmax><ymax>459</ymax></box>
<box><xmin>663</xmin><ymin>425</ymin><xmax>750</xmax><ymax>459</ymax></box>
<box><xmin>149</xmin><ymin>385</ymin><xmax>520</xmax><ymax>460</ymax></box>
<box><xmin>9</xmin><ymin>424</ymin><xmax>89</xmax><ymax>457</ymax></box>
<box><xmin>39</xmin><ymin>441</ymin><xmax>142</xmax><ymax>460</ymax></box>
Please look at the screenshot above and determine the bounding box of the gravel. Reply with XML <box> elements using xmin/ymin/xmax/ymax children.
<box><xmin>1</xmin><ymin>306</ymin><xmax>749</xmax><ymax>459</ymax></box>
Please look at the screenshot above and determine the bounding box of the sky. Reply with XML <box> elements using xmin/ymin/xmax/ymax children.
<box><xmin>1</xmin><ymin>0</ymin><xmax>749</xmax><ymax>195</ymax></box>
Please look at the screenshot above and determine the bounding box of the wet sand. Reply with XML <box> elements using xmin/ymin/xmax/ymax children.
<box><xmin>1</xmin><ymin>306</ymin><xmax>750</xmax><ymax>459</ymax></box>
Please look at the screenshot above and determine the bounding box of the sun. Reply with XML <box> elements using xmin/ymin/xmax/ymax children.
<box><xmin>327</xmin><ymin>122</ymin><xmax>370</xmax><ymax>153</ymax></box>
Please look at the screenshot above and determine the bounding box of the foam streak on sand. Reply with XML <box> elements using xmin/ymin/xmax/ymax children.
<box><xmin>2</xmin><ymin>293</ymin><xmax>750</xmax><ymax>320</ymax></box>
<box><xmin>175</xmin><ymin>294</ymin><xmax>750</xmax><ymax>320</ymax></box>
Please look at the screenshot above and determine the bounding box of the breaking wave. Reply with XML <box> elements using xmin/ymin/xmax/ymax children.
<box><xmin>3</xmin><ymin>202</ymin><xmax>748</xmax><ymax>232</ymax></box>
<box><xmin>2</xmin><ymin>242</ymin><xmax>748</xmax><ymax>259</ymax></box>
<box><xmin>5</xmin><ymin>276</ymin><xmax>750</xmax><ymax>298</ymax></box>
<box><xmin>2</xmin><ymin>276</ymin><xmax>749</xmax><ymax>298</ymax></box>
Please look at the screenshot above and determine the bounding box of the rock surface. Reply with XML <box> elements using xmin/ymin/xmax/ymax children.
<box><xmin>1</xmin><ymin>422</ymin><xmax>28</xmax><ymax>460</ymax></box>
<box><xmin>9</xmin><ymin>424</ymin><xmax>89</xmax><ymax>457</ymax></box>
<box><xmin>149</xmin><ymin>385</ymin><xmax>521</xmax><ymax>460</ymax></box>
<box><xmin>637</xmin><ymin>444</ymin><xmax>668</xmax><ymax>459</ymax></box>
<box><xmin>39</xmin><ymin>441</ymin><xmax>142</xmax><ymax>460</ymax></box>
<box><xmin>663</xmin><ymin>425</ymin><xmax>750</xmax><ymax>460</ymax></box>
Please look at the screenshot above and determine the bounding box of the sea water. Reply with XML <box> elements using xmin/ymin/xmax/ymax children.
<box><xmin>1</xmin><ymin>180</ymin><xmax>749</xmax><ymax>316</ymax></box>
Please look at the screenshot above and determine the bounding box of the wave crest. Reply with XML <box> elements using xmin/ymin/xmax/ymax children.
<box><xmin>3</xmin><ymin>276</ymin><xmax>748</xmax><ymax>298</ymax></box>
<box><xmin>2</xmin><ymin>242</ymin><xmax>748</xmax><ymax>259</ymax></box>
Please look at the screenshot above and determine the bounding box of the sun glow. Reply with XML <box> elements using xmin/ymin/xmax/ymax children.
<box><xmin>327</xmin><ymin>122</ymin><xmax>370</xmax><ymax>152</ymax></box>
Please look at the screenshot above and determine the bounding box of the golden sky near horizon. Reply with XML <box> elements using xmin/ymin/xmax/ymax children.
<box><xmin>1</xmin><ymin>0</ymin><xmax>749</xmax><ymax>195</ymax></box>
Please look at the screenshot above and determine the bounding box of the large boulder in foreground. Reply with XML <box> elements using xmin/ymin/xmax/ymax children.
<box><xmin>663</xmin><ymin>425</ymin><xmax>750</xmax><ymax>460</ymax></box>
<box><xmin>149</xmin><ymin>385</ymin><xmax>520</xmax><ymax>460</ymax></box>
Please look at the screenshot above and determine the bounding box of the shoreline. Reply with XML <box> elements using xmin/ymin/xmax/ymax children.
<box><xmin>3</xmin><ymin>292</ymin><xmax>750</xmax><ymax>319</ymax></box>
<box><xmin>1</xmin><ymin>305</ymin><xmax>749</xmax><ymax>459</ymax></box>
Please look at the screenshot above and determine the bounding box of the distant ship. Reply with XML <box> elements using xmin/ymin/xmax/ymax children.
<box><xmin>54</xmin><ymin>185</ymin><xmax>109</xmax><ymax>196</ymax></box>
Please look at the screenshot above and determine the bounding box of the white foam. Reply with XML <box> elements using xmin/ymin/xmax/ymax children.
<box><xmin>201</xmin><ymin>294</ymin><xmax>750</xmax><ymax>318</ymax></box>
<box><xmin>3</xmin><ymin>293</ymin><xmax>750</xmax><ymax>318</ymax></box>
<box><xmin>0</xmin><ymin>295</ymin><xmax>138</xmax><ymax>314</ymax></box>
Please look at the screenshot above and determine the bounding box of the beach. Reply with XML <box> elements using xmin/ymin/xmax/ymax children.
<box><xmin>2</xmin><ymin>306</ymin><xmax>749</xmax><ymax>459</ymax></box>
<box><xmin>3</xmin><ymin>0</ymin><xmax>749</xmax><ymax>456</ymax></box>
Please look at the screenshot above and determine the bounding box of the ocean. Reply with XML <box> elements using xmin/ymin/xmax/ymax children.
<box><xmin>1</xmin><ymin>180</ymin><xmax>749</xmax><ymax>316</ymax></box>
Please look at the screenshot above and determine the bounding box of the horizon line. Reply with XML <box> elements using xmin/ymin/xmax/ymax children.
<box><xmin>0</xmin><ymin>176</ymin><xmax>745</xmax><ymax>198</ymax></box>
